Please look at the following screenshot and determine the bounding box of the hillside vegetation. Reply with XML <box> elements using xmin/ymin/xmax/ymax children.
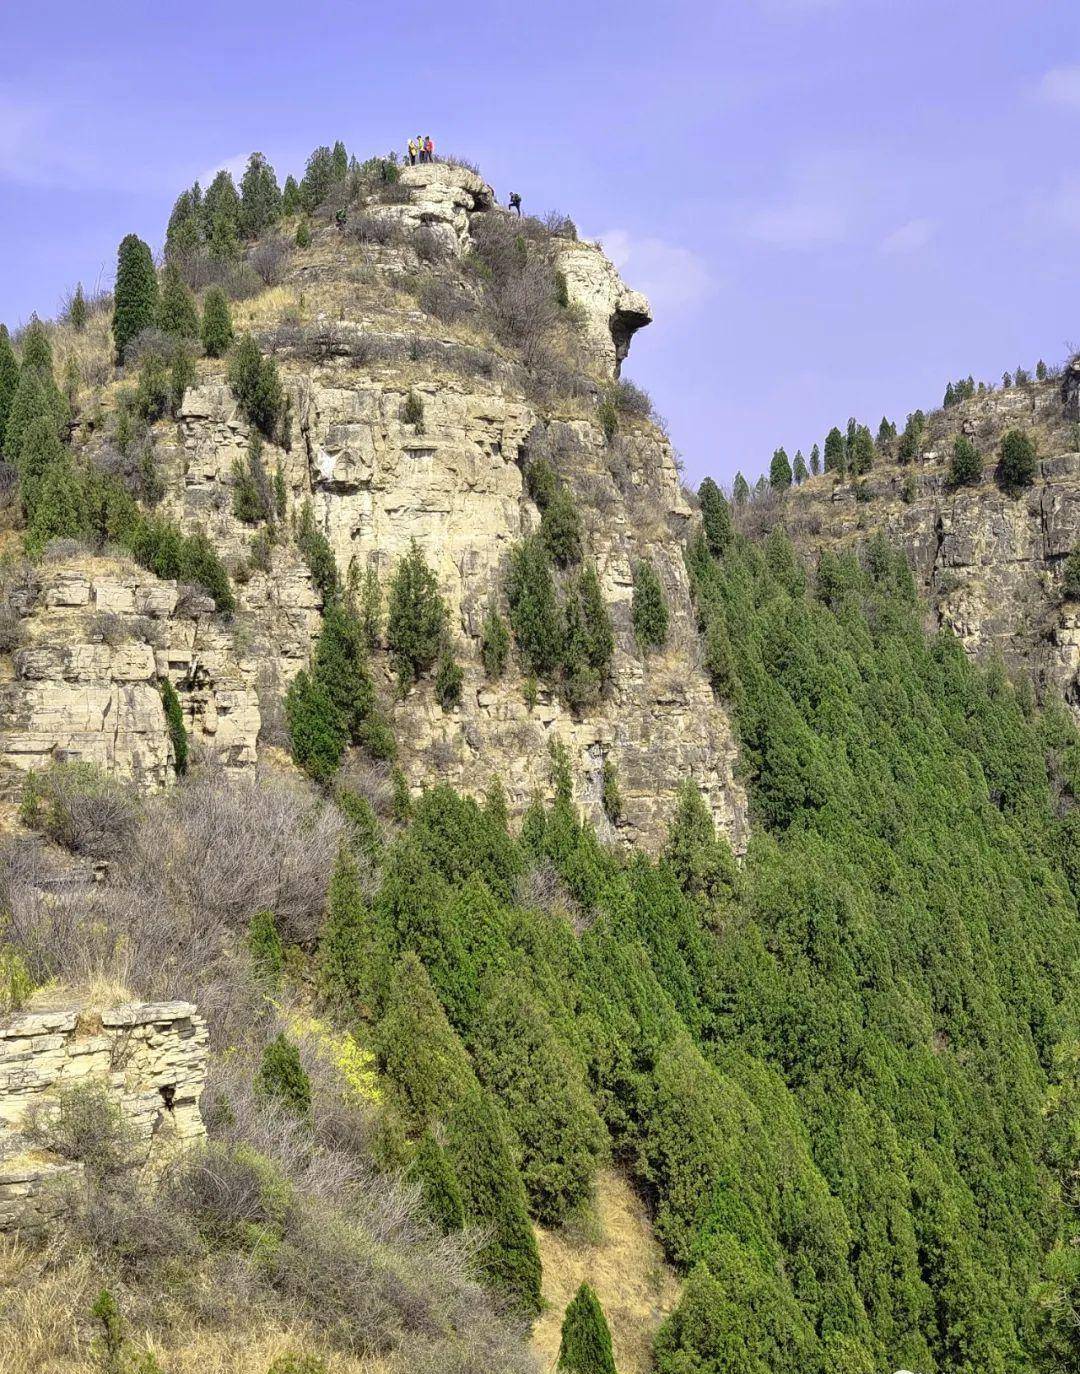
<box><xmin>2</xmin><ymin>140</ymin><xmax>1079</xmax><ymax>1374</ymax></box>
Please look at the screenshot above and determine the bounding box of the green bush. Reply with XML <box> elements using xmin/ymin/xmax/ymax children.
<box><xmin>134</xmin><ymin>353</ymin><xmax>169</xmax><ymax>423</ymax></box>
<box><xmin>435</xmin><ymin>647</ymin><xmax>464</xmax><ymax>709</ymax></box>
<box><xmin>402</xmin><ymin>390</ymin><xmax>425</xmax><ymax>432</ymax></box>
<box><xmin>481</xmin><ymin>599</ymin><xmax>510</xmax><ymax>678</ymax></box>
<box><xmin>632</xmin><ymin>558</ymin><xmax>668</xmax><ymax>651</ymax></box>
<box><xmin>295</xmin><ymin>218</ymin><xmax>312</xmax><ymax>249</ymax></box>
<box><xmin>507</xmin><ymin>535</ymin><xmax>560</xmax><ymax>677</ymax></box>
<box><xmin>169</xmin><ymin>348</ymin><xmax>196</xmax><ymax>416</ymax></box>
<box><xmin>557</xmin><ymin>1283</ymin><xmax>617</xmax><ymax>1374</ymax></box>
<box><xmin>160</xmin><ymin>677</ymin><xmax>188</xmax><ymax>775</ymax></box>
<box><xmin>296</xmin><ymin>501</ymin><xmax>338</xmax><ymax>601</ymax></box>
<box><xmin>601</xmin><ymin>758</ymin><xmax>621</xmax><ymax>822</ymax></box>
<box><xmin>526</xmin><ymin>456</ymin><xmax>557</xmax><ymax>509</ymax></box>
<box><xmin>998</xmin><ymin>428</ymin><xmax>1037</xmax><ymax>490</ymax></box>
<box><xmin>68</xmin><ymin>283</ymin><xmax>88</xmax><ymax>332</ymax></box>
<box><xmin>201</xmin><ymin>288</ymin><xmax>234</xmax><ymax>358</ymax></box>
<box><xmin>233</xmin><ymin>435</ymin><xmax>274</xmax><ymax>524</ymax></box>
<box><xmin>387</xmin><ymin>541</ymin><xmax>447</xmax><ymax>689</ymax></box>
<box><xmin>1063</xmin><ymin>548</ymin><xmax>1080</xmax><ymax>601</ymax></box>
<box><xmin>285</xmin><ymin>669</ymin><xmax>344</xmax><ymax>781</ymax></box>
<box><xmin>0</xmin><ymin>944</ymin><xmax>33</xmax><ymax>1012</ymax></box>
<box><xmin>408</xmin><ymin>1129</ymin><xmax>465</xmax><ymax>1234</ymax></box>
<box><xmin>229</xmin><ymin>335</ymin><xmax>287</xmax><ymax>442</ymax></box>
<box><xmin>319</xmin><ymin>848</ymin><xmax>376</xmax><ymax>1008</ymax></box>
<box><xmin>256</xmin><ymin>1033</ymin><xmax>311</xmax><ymax>1116</ymax></box>
<box><xmin>541</xmin><ymin>485</ymin><xmax>583</xmax><ymax>566</ymax></box>
<box><xmin>248</xmin><ymin>908</ymin><xmax>285</xmax><ymax>986</ymax></box>
<box><xmin>335</xmin><ymin>787</ymin><xmax>383</xmax><ymax>861</ymax></box>
<box><xmin>158</xmin><ymin>264</ymin><xmax>200</xmax><ymax>340</ymax></box>
<box><xmin>598</xmin><ymin>398</ymin><xmax>618</xmax><ymax>443</ymax></box>
<box><xmin>950</xmin><ymin>434</ymin><xmax>982</xmax><ymax>486</ymax></box>
<box><xmin>448</xmin><ymin>1085</ymin><xmax>543</xmax><ymax>1315</ymax></box>
<box><xmin>112</xmin><ymin>234</ymin><xmax>159</xmax><ymax>362</ymax></box>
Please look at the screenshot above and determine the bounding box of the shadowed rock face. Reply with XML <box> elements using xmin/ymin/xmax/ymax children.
<box><xmin>0</xmin><ymin>163</ymin><xmax>746</xmax><ymax>853</ymax></box>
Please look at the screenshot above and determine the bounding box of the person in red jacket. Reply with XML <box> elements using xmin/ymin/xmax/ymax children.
<box><xmin>424</xmin><ymin>135</ymin><xmax>434</xmax><ymax>163</ymax></box>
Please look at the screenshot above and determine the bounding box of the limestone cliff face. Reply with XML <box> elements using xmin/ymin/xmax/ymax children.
<box><xmin>783</xmin><ymin>373</ymin><xmax>1080</xmax><ymax>710</ymax></box>
<box><xmin>0</xmin><ymin>163</ymin><xmax>747</xmax><ymax>852</ymax></box>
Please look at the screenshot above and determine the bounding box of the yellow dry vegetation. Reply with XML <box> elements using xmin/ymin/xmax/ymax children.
<box><xmin>0</xmin><ymin>1240</ymin><xmax>382</xmax><ymax>1374</ymax></box>
<box><xmin>531</xmin><ymin>1168</ymin><xmax>680</xmax><ymax>1374</ymax></box>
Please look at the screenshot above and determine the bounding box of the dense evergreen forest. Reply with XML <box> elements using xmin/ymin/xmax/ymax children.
<box><xmin>344</xmin><ymin>510</ymin><xmax>1080</xmax><ymax>1374</ymax></box>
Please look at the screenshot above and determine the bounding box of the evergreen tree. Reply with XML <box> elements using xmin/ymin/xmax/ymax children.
<box><xmin>20</xmin><ymin>316</ymin><xmax>53</xmax><ymax>374</ymax></box>
<box><xmin>228</xmin><ymin>335</ymin><xmax>287</xmax><ymax>440</ymax></box>
<box><xmin>732</xmin><ymin>471</ymin><xmax>750</xmax><ymax>505</ymax></box>
<box><xmin>769</xmin><ymin>447</ymin><xmax>793</xmax><ymax>490</ymax></box>
<box><xmin>26</xmin><ymin>453</ymin><xmax>84</xmax><ymax>554</ymax></box>
<box><xmin>112</xmin><ymin>234</ymin><xmax>158</xmax><ymax>362</ymax></box>
<box><xmin>387</xmin><ymin>541</ymin><xmax>447</xmax><ymax>689</ymax></box>
<box><xmin>698</xmin><ymin>477</ymin><xmax>732</xmax><ymax>556</ymax></box>
<box><xmin>1036</xmin><ymin>359</ymin><xmax>1048</xmax><ymax>381</ymax></box>
<box><xmin>320</xmin><ymin>848</ymin><xmax>377</xmax><ymax>1008</ymax></box>
<box><xmin>664</xmin><ymin>778</ymin><xmax>738</xmax><ymax>905</ymax></box>
<box><xmin>793</xmin><ymin>450</ymin><xmax>808</xmax><ymax>484</ymax></box>
<box><xmin>876</xmin><ymin>417</ymin><xmax>896</xmax><ymax>451</ymax></box>
<box><xmin>378</xmin><ymin>952</ymin><xmax>477</xmax><ymax>1128</ymax></box>
<box><xmin>823</xmin><ymin>426</ymin><xmax>846</xmax><ymax>475</ymax></box>
<box><xmin>157</xmin><ymin>265</ymin><xmax>200</xmax><ymax>340</ymax></box>
<box><xmin>256</xmin><ymin>1033</ymin><xmax>311</xmax><ymax>1116</ymax></box>
<box><xmin>202</xmin><ymin>170</ymin><xmax>241</xmax><ymax>256</ymax></box>
<box><xmin>285</xmin><ymin>669</ymin><xmax>344</xmax><ymax>780</ymax></box>
<box><xmin>295</xmin><ymin>218</ymin><xmax>312</xmax><ymax>249</ymax></box>
<box><xmin>200</xmin><ymin>288</ymin><xmax>233</xmax><ymax>358</ymax></box>
<box><xmin>0</xmin><ymin>325</ymin><xmax>19</xmax><ymax>452</ymax></box>
<box><xmin>577</xmin><ymin>564</ymin><xmax>615</xmax><ymax>678</ymax></box>
<box><xmin>16</xmin><ymin>412</ymin><xmax>64</xmax><ymax>520</ymax></box>
<box><xmin>481</xmin><ymin>599</ymin><xmax>510</xmax><ymax>678</ymax></box>
<box><xmin>950</xmin><ymin>435</ymin><xmax>981</xmax><ymax>486</ymax></box>
<box><xmin>300</xmin><ymin>145</ymin><xmax>336</xmax><ymax>211</ymax></box>
<box><xmin>998</xmin><ymin>428</ymin><xmax>1037</xmax><ymax>489</ymax></box>
<box><xmin>248</xmin><ymin>908</ymin><xmax>284</xmax><ymax>985</ymax></box>
<box><xmin>557</xmin><ymin>1283</ymin><xmax>617</xmax><ymax>1374</ymax></box>
<box><xmin>331</xmin><ymin>141</ymin><xmax>349</xmax><ymax>182</ymax></box>
<box><xmin>239</xmin><ymin>152</ymin><xmax>283</xmax><ymax>238</ymax></box>
<box><xmin>809</xmin><ymin>443</ymin><xmax>821</xmax><ymax>476</ymax></box>
<box><xmin>165</xmin><ymin>186</ymin><xmax>203</xmax><ymax>267</ymax></box>
<box><xmin>447</xmin><ymin>1085</ymin><xmax>543</xmax><ymax>1315</ymax></box>
<box><xmin>850</xmin><ymin>425</ymin><xmax>875</xmax><ymax>476</ymax></box>
<box><xmin>68</xmin><ymin>283</ymin><xmax>88</xmax><ymax>332</ymax></box>
<box><xmin>507</xmin><ymin>535</ymin><xmax>560</xmax><ymax>677</ymax></box>
<box><xmin>541</xmin><ymin>485</ymin><xmax>584</xmax><ymax>566</ymax></box>
<box><xmin>408</xmin><ymin>1129</ymin><xmax>465</xmax><ymax>1233</ymax></box>
<box><xmin>160</xmin><ymin>677</ymin><xmax>188</xmax><ymax>775</ymax></box>
<box><xmin>632</xmin><ymin>559</ymin><xmax>669</xmax><ymax>651</ymax></box>
<box><xmin>281</xmin><ymin>174</ymin><xmax>302</xmax><ymax>216</ymax></box>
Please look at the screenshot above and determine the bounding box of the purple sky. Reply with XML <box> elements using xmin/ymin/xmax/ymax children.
<box><xmin>2</xmin><ymin>0</ymin><xmax>1079</xmax><ymax>485</ymax></box>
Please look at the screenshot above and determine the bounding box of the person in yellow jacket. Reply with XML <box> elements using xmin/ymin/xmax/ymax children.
<box><xmin>407</xmin><ymin>139</ymin><xmax>417</xmax><ymax>166</ymax></box>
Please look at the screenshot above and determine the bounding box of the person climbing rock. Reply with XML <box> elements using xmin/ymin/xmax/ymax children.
<box><xmin>509</xmin><ymin>192</ymin><xmax>522</xmax><ymax>216</ymax></box>
<box><xmin>407</xmin><ymin>138</ymin><xmax>417</xmax><ymax>166</ymax></box>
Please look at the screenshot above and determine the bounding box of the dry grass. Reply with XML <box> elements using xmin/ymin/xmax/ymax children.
<box><xmin>531</xmin><ymin>1169</ymin><xmax>680</xmax><ymax>1374</ymax></box>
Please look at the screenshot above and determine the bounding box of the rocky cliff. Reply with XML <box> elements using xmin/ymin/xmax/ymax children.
<box><xmin>1</xmin><ymin>162</ymin><xmax>747</xmax><ymax>852</ymax></box>
<box><xmin>779</xmin><ymin>366</ymin><xmax>1080</xmax><ymax>711</ymax></box>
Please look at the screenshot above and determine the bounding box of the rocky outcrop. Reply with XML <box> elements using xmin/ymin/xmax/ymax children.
<box><xmin>0</xmin><ymin>162</ymin><xmax>747</xmax><ymax>853</ymax></box>
<box><xmin>784</xmin><ymin>374</ymin><xmax>1080</xmax><ymax>712</ymax></box>
<box><xmin>0</xmin><ymin>998</ymin><xmax>207</xmax><ymax>1230</ymax></box>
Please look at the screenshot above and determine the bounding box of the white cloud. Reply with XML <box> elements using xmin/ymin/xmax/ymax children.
<box><xmin>197</xmin><ymin>152</ymin><xmax>251</xmax><ymax>188</ymax></box>
<box><xmin>597</xmin><ymin>229</ymin><xmax>714</xmax><ymax>314</ymax></box>
<box><xmin>879</xmin><ymin>217</ymin><xmax>936</xmax><ymax>255</ymax></box>
<box><xmin>1037</xmin><ymin>64</ymin><xmax>1080</xmax><ymax>110</ymax></box>
<box><xmin>737</xmin><ymin>152</ymin><xmax>858</xmax><ymax>249</ymax></box>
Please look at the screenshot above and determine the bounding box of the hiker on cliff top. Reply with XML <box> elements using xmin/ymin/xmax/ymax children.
<box><xmin>407</xmin><ymin>138</ymin><xmax>418</xmax><ymax>166</ymax></box>
<box><xmin>424</xmin><ymin>135</ymin><xmax>434</xmax><ymax>163</ymax></box>
<box><xmin>509</xmin><ymin>192</ymin><xmax>522</xmax><ymax>216</ymax></box>
<box><xmin>415</xmin><ymin>134</ymin><xmax>424</xmax><ymax>164</ymax></box>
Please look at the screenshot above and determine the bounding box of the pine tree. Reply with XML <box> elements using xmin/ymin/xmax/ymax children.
<box><xmin>16</xmin><ymin>412</ymin><xmax>64</xmax><ymax>520</ymax></box>
<box><xmin>698</xmin><ymin>476</ymin><xmax>732</xmax><ymax>556</ymax></box>
<box><xmin>157</xmin><ymin>265</ymin><xmax>200</xmax><ymax>340</ymax></box>
<box><xmin>239</xmin><ymin>152</ymin><xmax>283</xmax><ymax>239</ymax></box>
<box><xmin>26</xmin><ymin>453</ymin><xmax>85</xmax><ymax>554</ymax></box>
<box><xmin>160</xmin><ymin>677</ymin><xmax>188</xmax><ymax>775</ymax></box>
<box><xmin>248</xmin><ymin>908</ymin><xmax>284</xmax><ymax>985</ymax></box>
<box><xmin>732</xmin><ymin>471</ymin><xmax>750</xmax><ymax>504</ymax></box>
<box><xmin>331</xmin><ymin>141</ymin><xmax>349</xmax><ymax>181</ymax></box>
<box><xmin>21</xmin><ymin>317</ymin><xmax>53</xmax><ymax>374</ymax></box>
<box><xmin>557</xmin><ymin>1283</ymin><xmax>617</xmax><ymax>1374</ymax></box>
<box><xmin>281</xmin><ymin>175</ymin><xmax>302</xmax><ymax>216</ymax></box>
<box><xmin>1037</xmin><ymin>359</ymin><xmax>1048</xmax><ymax>381</ymax></box>
<box><xmin>578</xmin><ymin>564</ymin><xmax>614</xmax><ymax>677</ymax></box>
<box><xmin>769</xmin><ymin>447</ymin><xmax>793</xmax><ymax>490</ymax></box>
<box><xmin>664</xmin><ymin>778</ymin><xmax>738</xmax><ymax>905</ymax></box>
<box><xmin>0</xmin><ymin>325</ymin><xmax>18</xmax><ymax>452</ymax></box>
<box><xmin>165</xmin><ymin>187</ymin><xmax>203</xmax><ymax>267</ymax></box>
<box><xmin>202</xmin><ymin>170</ymin><xmax>241</xmax><ymax>243</ymax></box>
<box><xmin>793</xmin><ymin>450</ymin><xmax>809</xmax><ymax>484</ymax></box>
<box><xmin>320</xmin><ymin>848</ymin><xmax>377</xmax><ymax>1008</ymax></box>
<box><xmin>256</xmin><ymin>1033</ymin><xmax>311</xmax><ymax>1116</ymax></box>
<box><xmin>378</xmin><ymin>952</ymin><xmax>477</xmax><ymax>1128</ymax></box>
<box><xmin>632</xmin><ymin>559</ymin><xmax>668</xmax><ymax>651</ymax></box>
<box><xmin>448</xmin><ymin>1084</ymin><xmax>543</xmax><ymax>1315</ymax></box>
<box><xmin>300</xmin><ymin>145</ymin><xmax>336</xmax><ymax>211</ymax></box>
<box><xmin>809</xmin><ymin>443</ymin><xmax>821</xmax><ymax>476</ymax></box>
<box><xmin>68</xmin><ymin>283</ymin><xmax>88</xmax><ymax>332</ymax></box>
<box><xmin>387</xmin><ymin>541</ymin><xmax>447</xmax><ymax>689</ymax></box>
<box><xmin>998</xmin><ymin>429</ymin><xmax>1037</xmax><ymax>489</ymax></box>
<box><xmin>850</xmin><ymin>425</ymin><xmax>875</xmax><ymax>476</ymax></box>
<box><xmin>506</xmin><ymin>535</ymin><xmax>560</xmax><ymax>677</ymax></box>
<box><xmin>112</xmin><ymin>234</ymin><xmax>158</xmax><ymax>362</ymax></box>
<box><xmin>200</xmin><ymin>288</ymin><xmax>233</xmax><ymax>358</ymax></box>
<box><xmin>285</xmin><ymin>668</ymin><xmax>345</xmax><ymax>780</ymax></box>
<box><xmin>950</xmin><ymin>435</ymin><xmax>981</xmax><ymax>486</ymax></box>
<box><xmin>823</xmin><ymin>426</ymin><xmax>846</xmax><ymax>475</ymax></box>
<box><xmin>481</xmin><ymin>599</ymin><xmax>510</xmax><ymax>677</ymax></box>
<box><xmin>408</xmin><ymin>1129</ymin><xmax>465</xmax><ymax>1234</ymax></box>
